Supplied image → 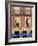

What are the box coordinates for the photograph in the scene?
[11,6,32,38]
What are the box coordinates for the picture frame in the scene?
[5,1,37,45]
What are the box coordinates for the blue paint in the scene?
[15,34,32,36]
[11,34,32,37]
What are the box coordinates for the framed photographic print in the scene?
[5,1,37,45]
